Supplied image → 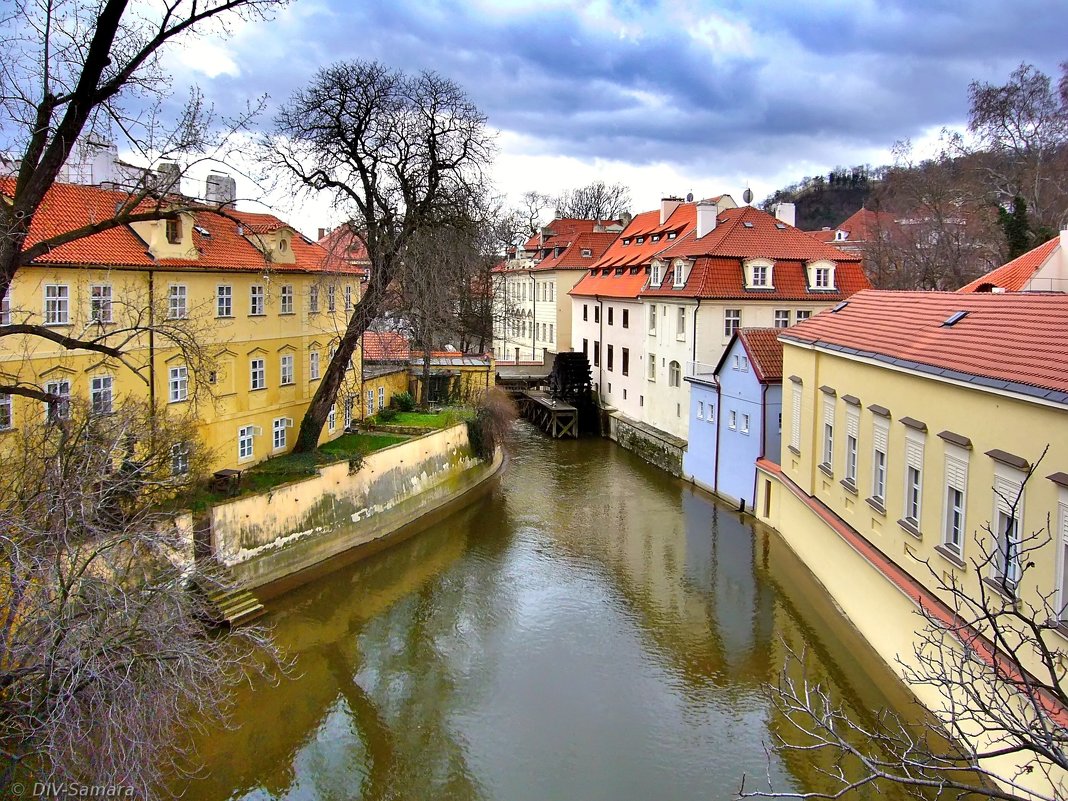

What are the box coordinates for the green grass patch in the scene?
[171,432,410,512]
[373,408,475,428]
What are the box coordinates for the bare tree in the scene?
[0,0,281,402]
[0,400,283,797]
[742,452,1068,801]
[553,180,631,220]
[967,62,1068,234]
[268,60,493,451]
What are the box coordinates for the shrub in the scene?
[392,391,415,412]
[377,407,398,422]
[466,387,517,461]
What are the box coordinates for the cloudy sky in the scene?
[163,0,1067,236]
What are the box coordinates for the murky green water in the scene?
[178,424,935,800]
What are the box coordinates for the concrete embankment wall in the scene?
[211,425,501,589]
[607,412,686,477]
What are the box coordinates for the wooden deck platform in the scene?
[519,390,578,439]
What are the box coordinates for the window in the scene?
[549,324,554,342]
[647,353,656,381]
[344,396,354,428]
[821,396,834,469]
[594,306,600,324]
[774,310,790,328]
[648,304,657,335]
[992,470,1025,589]
[728,410,737,430]
[845,409,859,485]
[677,307,686,339]
[903,432,925,527]
[250,358,265,390]
[91,375,113,415]
[378,386,385,409]
[168,366,188,403]
[750,263,771,287]
[872,419,889,503]
[217,285,233,317]
[344,285,353,311]
[310,285,320,313]
[1057,502,1068,621]
[273,418,289,451]
[724,309,740,338]
[740,356,749,372]
[673,261,686,287]
[593,340,600,367]
[168,285,187,319]
[606,344,614,371]
[622,309,629,328]
[166,217,182,244]
[90,284,113,323]
[0,289,8,325]
[583,304,588,322]
[367,388,376,415]
[280,354,294,385]
[582,338,588,357]
[238,425,255,461]
[280,285,294,314]
[741,413,750,434]
[814,268,832,288]
[171,442,190,475]
[44,284,69,325]
[669,360,681,387]
[650,262,663,286]
[621,347,629,376]
[796,310,812,322]
[310,350,320,380]
[328,285,336,312]
[790,384,802,452]
[582,248,592,257]
[327,405,336,432]
[698,401,704,420]
[250,285,265,316]
[45,380,70,421]
[608,307,614,326]
[0,393,10,430]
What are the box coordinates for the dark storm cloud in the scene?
[204,0,1068,173]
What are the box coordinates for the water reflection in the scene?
[177,424,935,801]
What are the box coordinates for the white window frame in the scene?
[676,306,686,340]
[250,284,265,316]
[724,309,741,338]
[992,465,1025,589]
[697,401,704,420]
[741,413,750,435]
[790,384,802,452]
[171,442,190,475]
[1055,493,1068,622]
[821,395,835,470]
[45,379,71,421]
[272,417,290,451]
[90,375,113,415]
[310,350,320,380]
[44,284,69,325]
[217,284,233,317]
[238,425,255,461]
[280,354,294,386]
[903,429,925,529]
[344,285,353,311]
[844,408,859,485]
[168,366,188,403]
[774,309,790,328]
[942,448,970,555]
[327,285,336,312]
[0,393,11,430]
[0,288,9,325]
[90,284,113,323]
[669,360,681,387]
[168,284,188,319]
[648,304,657,335]
[728,410,737,431]
[647,353,656,382]
[871,418,889,504]
[327,405,336,433]
[250,357,266,390]
[309,285,320,313]
[796,310,812,322]
[378,386,385,409]
[280,284,294,315]
[367,388,375,415]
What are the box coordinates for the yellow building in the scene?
[755,289,1068,793]
[0,181,365,473]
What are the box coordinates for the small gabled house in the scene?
[959,229,1068,293]
[685,328,783,509]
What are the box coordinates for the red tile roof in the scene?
[362,330,411,361]
[522,218,617,252]
[958,238,1059,293]
[736,328,784,383]
[570,204,696,298]
[781,289,1068,401]
[532,231,619,272]
[318,224,370,265]
[808,208,896,244]
[3,179,355,274]
[643,206,869,301]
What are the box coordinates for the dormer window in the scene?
[806,259,836,290]
[279,238,288,252]
[166,217,181,244]
[672,258,689,288]
[668,231,677,239]
[835,230,847,241]
[650,260,664,287]
[581,248,592,258]
[636,236,645,244]
[744,258,775,289]
[622,238,631,246]
[652,234,661,242]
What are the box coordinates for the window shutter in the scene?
[823,396,835,428]
[791,386,802,450]
[846,410,859,439]
[873,419,889,453]
[945,455,968,491]
[905,436,924,470]
[993,475,1022,517]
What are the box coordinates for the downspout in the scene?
[713,375,722,494]
[597,294,605,402]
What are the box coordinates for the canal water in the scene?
[179,423,936,800]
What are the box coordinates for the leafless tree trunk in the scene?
[268,60,493,450]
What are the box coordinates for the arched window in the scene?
[669,360,681,387]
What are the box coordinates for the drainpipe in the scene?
[597,294,605,401]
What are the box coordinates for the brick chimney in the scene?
[318,227,328,241]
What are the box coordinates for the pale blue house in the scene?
[683,328,783,511]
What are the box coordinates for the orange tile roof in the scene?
[3,179,353,274]
[532,231,619,271]
[362,330,411,361]
[958,238,1059,293]
[735,328,783,383]
[642,206,869,301]
[570,204,696,298]
[318,224,370,265]
[781,289,1068,401]
[522,218,616,252]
